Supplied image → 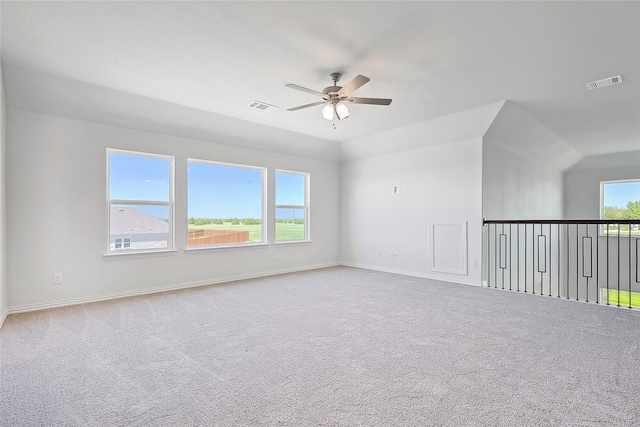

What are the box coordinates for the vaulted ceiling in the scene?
[1,1,638,161]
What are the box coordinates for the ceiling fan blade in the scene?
[347,97,392,105]
[338,75,370,96]
[285,83,328,99]
[287,101,328,111]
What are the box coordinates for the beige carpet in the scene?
[1,266,639,426]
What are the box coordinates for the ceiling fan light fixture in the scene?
[335,102,349,120]
[321,104,334,120]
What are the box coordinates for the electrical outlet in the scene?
[274,252,280,260]
[391,252,398,259]
[53,273,63,285]
[471,260,478,268]
[377,250,382,257]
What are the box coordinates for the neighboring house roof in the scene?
[110,206,169,235]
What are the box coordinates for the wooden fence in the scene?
[188,228,250,246]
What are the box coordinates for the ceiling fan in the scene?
[285,73,392,121]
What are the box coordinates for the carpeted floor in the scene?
[1,266,639,426]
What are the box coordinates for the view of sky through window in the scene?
[603,181,640,208]
[109,153,170,202]
[110,154,308,224]
[188,161,263,219]
[276,172,305,205]
[602,180,640,221]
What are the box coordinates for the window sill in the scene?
[274,240,312,245]
[185,242,269,253]
[103,249,177,260]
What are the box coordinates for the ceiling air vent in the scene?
[586,75,622,90]
[248,100,278,112]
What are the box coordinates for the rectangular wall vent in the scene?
[586,75,622,90]
[248,101,278,112]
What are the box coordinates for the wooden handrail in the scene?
[484,219,640,225]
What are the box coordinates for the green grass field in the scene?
[604,289,640,308]
[190,223,305,242]
[274,223,305,241]
[603,225,640,236]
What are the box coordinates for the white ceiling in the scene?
[1,1,639,160]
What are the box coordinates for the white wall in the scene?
[340,137,484,286]
[563,151,640,218]
[482,139,565,219]
[6,109,340,311]
[0,63,8,326]
[482,101,580,220]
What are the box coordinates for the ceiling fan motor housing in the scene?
[323,86,342,96]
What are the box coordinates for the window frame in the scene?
[106,149,175,255]
[186,158,267,250]
[275,169,310,243]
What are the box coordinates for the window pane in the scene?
[188,161,264,246]
[276,172,305,206]
[110,204,170,250]
[602,180,640,220]
[275,208,305,241]
[109,153,170,201]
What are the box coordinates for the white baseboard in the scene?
[0,308,7,330]
[339,262,481,287]
[6,262,340,316]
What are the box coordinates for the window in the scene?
[187,160,265,247]
[601,179,640,235]
[114,238,132,250]
[107,149,174,252]
[275,170,309,241]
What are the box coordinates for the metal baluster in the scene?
[532,223,535,294]
[524,224,528,293]
[500,224,506,289]
[618,225,621,307]
[548,224,551,297]
[495,222,498,289]
[576,224,580,301]
[636,238,640,286]
[628,225,632,309]
[557,224,561,298]
[517,224,520,292]
[583,229,592,303]
[565,224,571,299]
[606,223,610,305]
[486,223,491,289]
[509,224,513,291]
[596,222,599,304]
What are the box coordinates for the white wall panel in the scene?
[430,221,467,275]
